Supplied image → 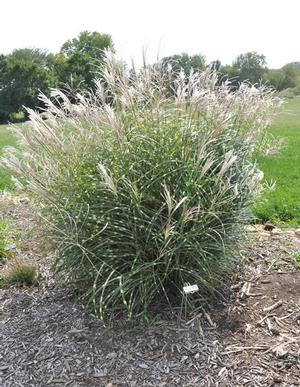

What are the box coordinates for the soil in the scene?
[0,194,299,386]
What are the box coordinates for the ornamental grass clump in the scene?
[2,51,279,320]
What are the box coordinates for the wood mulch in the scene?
[0,194,299,386]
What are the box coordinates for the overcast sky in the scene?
[1,0,299,68]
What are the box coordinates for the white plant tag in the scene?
[183,284,199,294]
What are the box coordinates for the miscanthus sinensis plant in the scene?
[2,52,279,320]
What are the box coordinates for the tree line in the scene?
[0,30,299,123]
[0,31,113,123]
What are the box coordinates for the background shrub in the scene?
[2,52,279,320]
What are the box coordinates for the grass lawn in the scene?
[0,124,17,191]
[253,96,300,226]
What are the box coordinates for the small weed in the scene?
[5,265,37,287]
[273,259,282,270]
[293,252,300,269]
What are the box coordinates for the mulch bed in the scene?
[0,195,299,386]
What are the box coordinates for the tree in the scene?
[209,60,221,71]
[281,64,298,89]
[218,64,239,88]
[162,52,205,75]
[0,48,57,123]
[264,67,297,91]
[233,51,267,84]
[59,31,114,90]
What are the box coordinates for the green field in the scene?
[0,125,17,190]
[253,96,300,225]
[0,97,300,225]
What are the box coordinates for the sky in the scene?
[1,0,299,69]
